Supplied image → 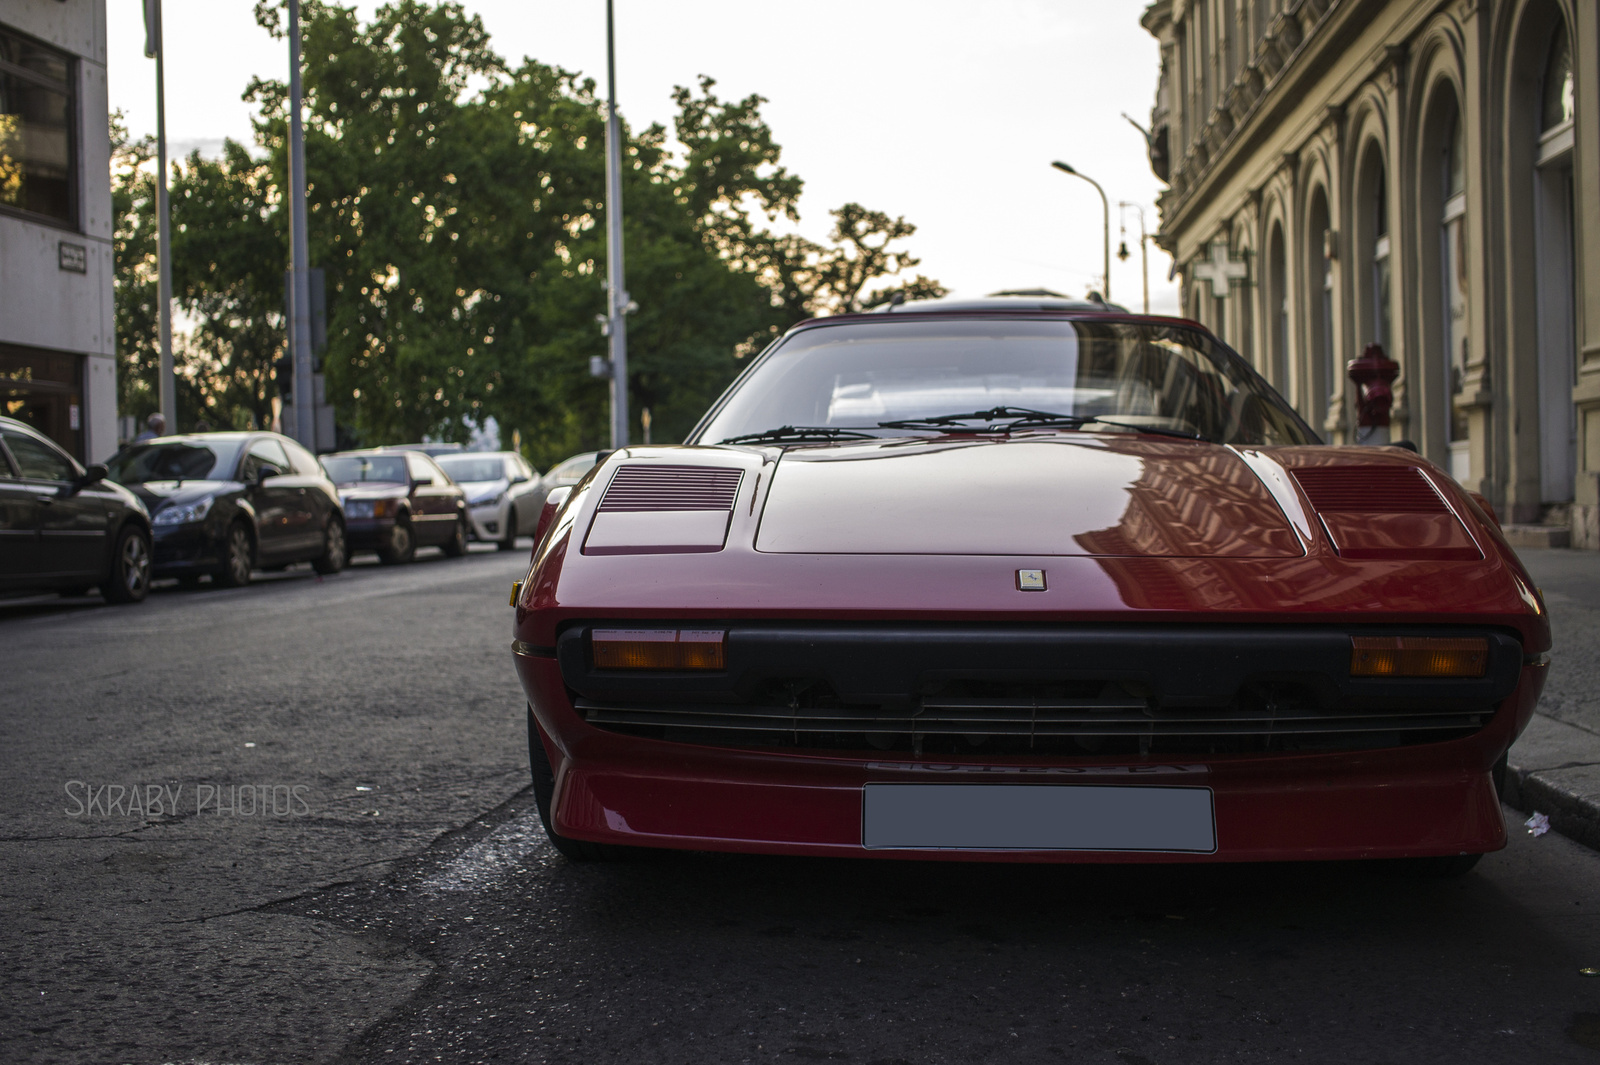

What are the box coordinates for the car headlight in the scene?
[473,491,505,508]
[344,499,374,518]
[152,496,214,526]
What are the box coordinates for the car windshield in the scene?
[107,440,244,484]
[435,456,505,482]
[693,318,1317,447]
[321,455,409,484]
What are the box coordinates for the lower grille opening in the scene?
[575,676,1490,756]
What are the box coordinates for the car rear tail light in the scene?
[1349,636,1488,678]
[592,629,726,670]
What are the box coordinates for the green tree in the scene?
[116,0,944,463]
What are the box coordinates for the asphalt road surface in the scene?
[3,545,1600,1064]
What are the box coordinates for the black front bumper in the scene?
[151,524,222,576]
[553,623,1527,758]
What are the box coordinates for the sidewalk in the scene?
[1504,547,1600,848]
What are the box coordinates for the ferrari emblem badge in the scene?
[1016,569,1046,591]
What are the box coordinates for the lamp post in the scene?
[286,0,315,451]
[1051,161,1109,302]
[142,0,175,431]
[603,0,630,449]
[1118,202,1150,314]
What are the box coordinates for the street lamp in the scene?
[602,0,630,449]
[1051,161,1109,302]
[1118,202,1150,314]
[141,0,176,431]
[286,0,315,451]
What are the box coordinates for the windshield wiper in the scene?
[1009,414,1208,441]
[877,406,1076,430]
[718,426,878,445]
[877,407,1208,442]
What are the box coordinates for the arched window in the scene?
[1355,146,1392,351]
[1533,17,1576,501]
[1306,187,1334,423]
[1439,102,1469,479]
[1235,237,1254,365]
[1268,221,1288,396]
[1542,23,1574,131]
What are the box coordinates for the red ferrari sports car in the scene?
[511,297,1549,874]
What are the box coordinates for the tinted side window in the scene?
[3,430,75,481]
[242,438,291,481]
[405,453,437,485]
[282,438,323,477]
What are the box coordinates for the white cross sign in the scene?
[1193,240,1249,300]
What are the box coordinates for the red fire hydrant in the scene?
[1347,342,1399,444]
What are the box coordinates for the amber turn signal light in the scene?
[592,629,726,670]
[1350,636,1488,678]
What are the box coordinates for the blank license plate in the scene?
[862,783,1216,852]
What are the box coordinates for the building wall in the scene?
[0,0,115,463]
[1143,0,1599,543]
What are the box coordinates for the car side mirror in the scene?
[256,465,276,485]
[79,463,107,487]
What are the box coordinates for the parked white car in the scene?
[433,451,546,550]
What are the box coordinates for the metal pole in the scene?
[604,0,629,449]
[1120,202,1151,314]
[1051,161,1110,301]
[287,0,315,450]
[1140,218,1149,315]
[152,0,175,431]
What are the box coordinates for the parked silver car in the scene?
[433,451,546,550]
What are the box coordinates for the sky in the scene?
[106,0,1177,313]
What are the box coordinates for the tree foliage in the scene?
[113,1,944,465]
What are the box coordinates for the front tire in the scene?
[213,522,254,588]
[101,525,151,604]
[497,509,518,551]
[376,518,415,565]
[528,707,635,862]
[312,518,347,574]
[442,514,468,557]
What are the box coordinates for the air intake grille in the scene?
[575,691,1489,757]
[598,465,744,512]
[1292,467,1447,513]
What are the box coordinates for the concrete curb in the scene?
[1503,712,1600,852]
[1503,763,1600,852]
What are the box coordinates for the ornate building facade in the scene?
[1142,0,1599,545]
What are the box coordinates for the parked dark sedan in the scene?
[0,415,152,603]
[320,449,469,564]
[106,432,346,587]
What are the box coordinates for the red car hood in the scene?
[755,435,1303,558]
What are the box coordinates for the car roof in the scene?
[790,295,1204,333]
[132,432,254,443]
[878,293,1130,314]
[323,447,424,457]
